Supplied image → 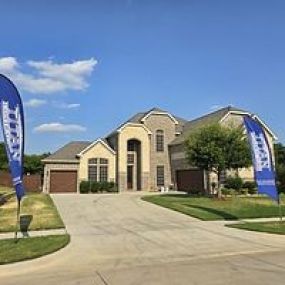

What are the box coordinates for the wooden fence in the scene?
[0,171,42,192]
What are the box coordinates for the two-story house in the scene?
[42,106,277,193]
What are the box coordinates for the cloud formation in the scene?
[0,57,97,94]
[34,122,86,133]
[53,101,81,109]
[25,98,47,107]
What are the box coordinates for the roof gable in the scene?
[106,107,187,139]
[77,139,116,156]
[169,106,276,146]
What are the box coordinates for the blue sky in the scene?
[0,0,284,153]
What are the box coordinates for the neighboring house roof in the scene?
[169,106,276,146]
[42,141,91,162]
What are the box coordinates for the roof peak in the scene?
[188,105,247,123]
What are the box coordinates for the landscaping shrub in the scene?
[224,176,243,191]
[80,181,118,193]
[80,181,90,194]
[239,188,248,195]
[243,181,257,194]
[189,188,202,195]
[106,182,118,192]
[90,182,100,193]
[221,188,236,196]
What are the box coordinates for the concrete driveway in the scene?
[1,193,285,284]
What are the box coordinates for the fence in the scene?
[0,171,42,192]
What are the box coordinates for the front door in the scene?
[127,165,133,189]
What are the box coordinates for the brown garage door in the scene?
[176,169,204,193]
[50,170,77,193]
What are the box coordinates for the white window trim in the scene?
[140,111,179,125]
[77,139,116,157]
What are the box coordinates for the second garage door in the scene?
[176,169,205,193]
[50,170,78,193]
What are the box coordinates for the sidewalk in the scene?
[241,217,284,223]
[0,228,67,240]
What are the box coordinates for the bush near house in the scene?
[224,176,243,191]
[79,181,118,194]
[223,178,258,195]
[243,181,257,194]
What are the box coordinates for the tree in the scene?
[0,142,8,170]
[185,124,252,198]
[24,153,50,174]
[0,142,49,174]
[274,143,285,193]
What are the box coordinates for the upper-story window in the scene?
[156,130,164,152]
[88,158,108,182]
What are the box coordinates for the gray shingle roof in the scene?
[127,107,188,125]
[170,106,248,146]
[107,107,187,138]
[43,141,92,162]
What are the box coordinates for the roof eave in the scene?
[220,110,278,140]
[42,159,79,164]
[77,139,116,157]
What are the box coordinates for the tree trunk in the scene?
[217,171,222,199]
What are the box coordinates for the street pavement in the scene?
[0,192,285,285]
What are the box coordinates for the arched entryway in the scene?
[127,139,142,191]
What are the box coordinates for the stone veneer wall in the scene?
[143,114,177,190]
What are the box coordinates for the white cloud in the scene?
[53,101,80,109]
[33,122,86,133]
[25,98,47,108]
[65,103,80,109]
[0,56,97,94]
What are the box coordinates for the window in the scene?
[88,158,98,182]
[157,165,165,186]
[88,158,108,182]
[100,166,108,182]
[156,130,164,152]
[88,165,97,182]
[127,153,135,164]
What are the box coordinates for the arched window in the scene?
[156,130,164,152]
[88,158,108,182]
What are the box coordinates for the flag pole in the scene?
[14,199,21,241]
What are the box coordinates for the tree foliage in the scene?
[0,143,8,170]
[274,143,285,193]
[0,142,49,174]
[185,124,252,197]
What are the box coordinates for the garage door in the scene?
[50,170,77,193]
[176,169,204,193]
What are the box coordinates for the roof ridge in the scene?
[186,106,231,124]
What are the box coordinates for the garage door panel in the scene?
[50,171,77,193]
[176,170,204,193]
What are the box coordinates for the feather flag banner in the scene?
[0,74,25,201]
[244,115,278,201]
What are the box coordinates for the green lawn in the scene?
[0,193,65,232]
[0,186,14,195]
[0,234,70,265]
[227,221,285,235]
[142,194,285,220]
